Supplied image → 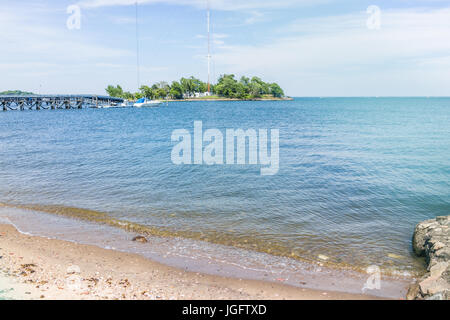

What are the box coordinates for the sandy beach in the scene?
[0,223,383,300]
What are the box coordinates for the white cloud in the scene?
[110,16,138,24]
[212,33,229,39]
[0,4,134,93]
[196,33,229,39]
[2,1,449,96]
[78,0,327,11]
[244,11,265,25]
[0,6,132,62]
[195,33,229,48]
[212,7,450,96]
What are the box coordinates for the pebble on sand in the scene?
[387,253,405,260]
[318,254,329,261]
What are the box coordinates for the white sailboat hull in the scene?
[134,100,163,108]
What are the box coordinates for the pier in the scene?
[0,95,124,111]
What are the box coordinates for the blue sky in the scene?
[1,0,450,96]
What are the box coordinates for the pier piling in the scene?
[0,95,124,111]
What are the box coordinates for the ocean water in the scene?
[0,98,448,278]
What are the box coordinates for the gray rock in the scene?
[426,292,448,300]
[408,215,450,300]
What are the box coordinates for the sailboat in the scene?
[133,1,162,108]
[134,98,162,108]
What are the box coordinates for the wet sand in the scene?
[0,224,383,300]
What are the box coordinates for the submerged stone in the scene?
[132,236,148,243]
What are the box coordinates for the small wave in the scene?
[0,201,422,278]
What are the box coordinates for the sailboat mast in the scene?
[207,0,211,94]
[135,1,141,90]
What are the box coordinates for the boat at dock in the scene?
[133,98,162,108]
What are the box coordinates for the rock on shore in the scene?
[407,216,450,300]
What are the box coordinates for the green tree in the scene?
[190,77,204,93]
[155,88,168,99]
[248,82,263,98]
[0,90,34,96]
[139,85,155,99]
[157,81,170,90]
[123,91,135,100]
[209,84,216,94]
[180,77,194,96]
[250,77,270,97]
[199,82,208,93]
[215,74,240,98]
[148,82,170,99]
[169,81,184,99]
[240,76,250,87]
[104,75,285,101]
[105,85,124,98]
[235,83,250,99]
[269,83,284,98]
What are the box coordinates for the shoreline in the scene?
[164,97,294,102]
[0,205,413,299]
[0,223,384,300]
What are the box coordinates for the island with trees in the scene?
[0,90,35,96]
[106,75,291,101]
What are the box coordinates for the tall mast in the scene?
[135,1,141,90]
[207,0,211,94]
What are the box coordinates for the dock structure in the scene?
[0,95,124,111]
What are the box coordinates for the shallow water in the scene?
[0,207,411,298]
[0,98,448,277]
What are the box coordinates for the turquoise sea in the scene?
[0,97,448,281]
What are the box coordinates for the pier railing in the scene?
[0,95,124,111]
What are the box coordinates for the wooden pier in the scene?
[0,95,124,111]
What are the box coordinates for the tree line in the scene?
[106,75,285,100]
[0,90,34,96]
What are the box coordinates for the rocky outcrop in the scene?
[407,216,450,300]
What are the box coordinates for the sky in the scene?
[1,0,450,96]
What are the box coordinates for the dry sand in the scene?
[0,224,382,300]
